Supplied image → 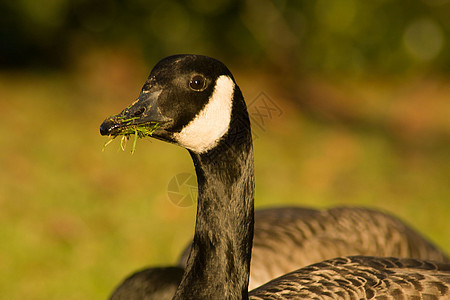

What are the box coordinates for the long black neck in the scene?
[173,92,255,300]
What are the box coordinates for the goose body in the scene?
[110,267,183,300]
[111,207,449,300]
[101,54,450,299]
[181,206,449,290]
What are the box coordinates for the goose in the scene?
[101,54,450,299]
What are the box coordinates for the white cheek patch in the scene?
[174,75,234,153]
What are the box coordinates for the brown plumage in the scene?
[248,206,449,289]
[249,256,450,299]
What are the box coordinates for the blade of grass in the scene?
[131,128,138,155]
[120,135,128,151]
[102,135,116,152]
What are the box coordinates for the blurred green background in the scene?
[1,0,449,299]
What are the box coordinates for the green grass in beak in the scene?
[102,122,159,154]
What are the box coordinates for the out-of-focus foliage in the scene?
[1,0,449,74]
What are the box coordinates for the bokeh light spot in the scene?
[403,18,444,62]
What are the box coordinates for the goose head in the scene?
[100,54,249,154]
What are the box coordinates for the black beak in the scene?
[100,89,170,136]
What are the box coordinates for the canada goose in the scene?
[101,54,450,299]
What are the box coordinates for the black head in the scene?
[100,54,247,154]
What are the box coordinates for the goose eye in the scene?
[189,75,206,91]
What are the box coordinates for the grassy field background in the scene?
[0,50,449,299]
